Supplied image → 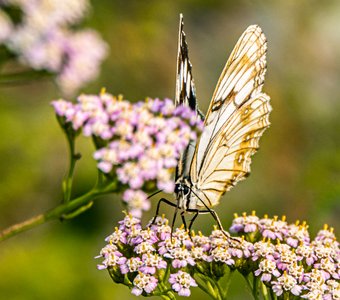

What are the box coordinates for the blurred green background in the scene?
[0,0,339,299]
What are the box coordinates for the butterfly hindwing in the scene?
[192,93,271,207]
[189,25,271,208]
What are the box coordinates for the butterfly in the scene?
[153,14,271,232]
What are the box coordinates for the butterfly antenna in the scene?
[147,190,162,199]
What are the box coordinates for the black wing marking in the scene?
[175,13,198,112]
[175,14,202,181]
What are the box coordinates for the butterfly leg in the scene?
[170,201,180,241]
[187,207,232,239]
[188,211,199,233]
[209,209,242,242]
[209,209,228,234]
[150,198,176,226]
[180,211,188,232]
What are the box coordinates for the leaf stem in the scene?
[252,276,260,300]
[221,269,234,300]
[62,129,79,203]
[196,278,216,299]
[0,181,118,242]
[261,281,270,300]
[244,274,257,300]
[0,69,53,86]
[196,273,222,300]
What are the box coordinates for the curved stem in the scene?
[252,276,260,300]
[157,282,176,300]
[244,274,258,300]
[196,273,222,300]
[160,293,176,300]
[220,269,234,300]
[261,281,269,300]
[0,213,46,242]
[0,181,118,242]
[0,69,53,86]
[196,279,216,299]
[269,287,277,300]
[62,130,79,203]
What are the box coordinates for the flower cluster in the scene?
[0,0,108,95]
[52,92,203,217]
[97,212,339,299]
[232,211,339,299]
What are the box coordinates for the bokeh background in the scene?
[0,0,340,299]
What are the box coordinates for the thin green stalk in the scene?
[0,181,119,242]
[269,287,277,300]
[216,282,225,300]
[244,275,259,300]
[244,274,252,291]
[62,131,79,203]
[221,269,235,300]
[253,276,260,300]
[157,282,176,300]
[160,293,176,300]
[0,69,53,86]
[261,282,269,300]
[196,273,222,300]
[196,279,216,299]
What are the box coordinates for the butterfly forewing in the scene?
[175,14,200,181]
[189,25,271,208]
[175,14,197,111]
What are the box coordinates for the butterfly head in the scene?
[175,182,190,197]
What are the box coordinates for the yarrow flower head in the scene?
[169,271,197,297]
[0,0,108,94]
[52,92,203,217]
[97,212,339,299]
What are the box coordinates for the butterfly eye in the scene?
[175,184,180,194]
[175,184,190,196]
[183,185,190,196]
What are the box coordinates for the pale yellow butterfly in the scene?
[154,14,271,232]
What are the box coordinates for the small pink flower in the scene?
[169,271,197,297]
[131,273,158,296]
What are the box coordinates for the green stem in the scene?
[261,282,269,300]
[0,69,53,86]
[196,273,222,300]
[62,131,79,203]
[196,279,216,299]
[160,293,176,300]
[221,269,234,300]
[157,282,176,300]
[244,275,258,300]
[269,287,277,300]
[0,181,119,242]
[216,281,225,300]
[252,276,260,300]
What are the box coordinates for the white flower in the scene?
[272,272,302,296]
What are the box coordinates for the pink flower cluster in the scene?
[231,211,339,298]
[52,92,203,217]
[0,0,108,95]
[97,212,339,299]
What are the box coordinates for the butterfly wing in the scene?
[189,25,271,208]
[175,14,201,181]
[175,14,198,111]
